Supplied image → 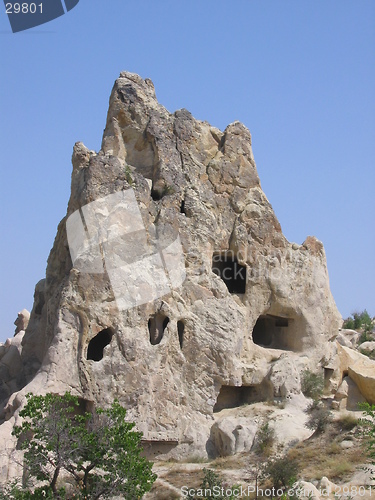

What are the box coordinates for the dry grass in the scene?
[335,414,359,431]
[287,425,364,481]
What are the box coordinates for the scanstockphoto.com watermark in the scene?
[181,484,374,498]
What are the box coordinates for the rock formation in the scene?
[13,309,30,336]
[1,72,345,482]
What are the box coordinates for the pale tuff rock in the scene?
[0,311,29,414]
[359,341,375,353]
[1,72,343,479]
[334,375,366,410]
[336,328,360,348]
[336,343,375,404]
[210,416,257,456]
[13,309,29,335]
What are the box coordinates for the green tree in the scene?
[5,392,156,499]
[343,310,373,337]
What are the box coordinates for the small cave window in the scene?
[87,328,114,362]
[148,313,169,345]
[177,320,185,349]
[212,252,246,294]
[180,199,186,214]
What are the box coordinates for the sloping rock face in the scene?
[0,72,341,477]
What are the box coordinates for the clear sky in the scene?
[0,1,374,342]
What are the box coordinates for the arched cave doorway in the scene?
[87,328,114,362]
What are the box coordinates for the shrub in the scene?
[305,400,332,433]
[255,422,275,456]
[301,369,324,400]
[336,414,358,431]
[124,164,134,185]
[262,456,299,489]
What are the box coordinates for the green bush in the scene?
[262,457,299,489]
[124,164,134,185]
[305,400,332,433]
[255,422,275,456]
[336,414,358,431]
[301,369,324,400]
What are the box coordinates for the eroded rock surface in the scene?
[0,72,343,481]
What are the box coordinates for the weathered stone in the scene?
[359,341,375,353]
[0,72,342,481]
[268,355,301,398]
[210,416,257,456]
[337,344,375,404]
[336,328,360,347]
[13,309,29,335]
[334,375,366,410]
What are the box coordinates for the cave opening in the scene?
[149,313,169,345]
[212,252,246,294]
[252,314,300,351]
[213,384,270,413]
[87,328,114,362]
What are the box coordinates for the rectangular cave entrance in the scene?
[213,384,269,413]
[212,252,247,294]
[252,314,301,351]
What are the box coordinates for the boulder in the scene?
[359,341,375,354]
[337,344,375,404]
[268,355,301,398]
[334,375,366,410]
[210,416,257,456]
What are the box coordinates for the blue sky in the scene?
[0,1,374,342]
